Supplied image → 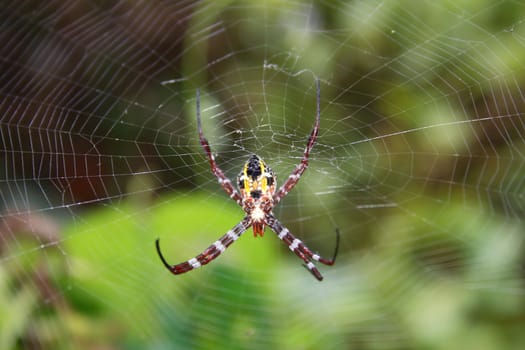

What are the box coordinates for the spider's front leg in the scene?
[196,89,243,206]
[266,214,339,281]
[156,216,251,275]
[274,78,321,204]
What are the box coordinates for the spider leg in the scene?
[156,216,251,275]
[274,78,321,204]
[266,214,339,281]
[196,89,243,206]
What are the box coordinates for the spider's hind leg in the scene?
[155,216,251,275]
[266,214,338,281]
[301,261,325,281]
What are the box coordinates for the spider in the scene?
[155,79,339,281]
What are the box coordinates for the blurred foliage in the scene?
[68,194,283,349]
[2,193,524,349]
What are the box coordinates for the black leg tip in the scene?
[155,238,173,270]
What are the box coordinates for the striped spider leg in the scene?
[195,88,243,207]
[266,214,339,281]
[156,217,251,274]
[155,79,340,281]
[273,78,320,205]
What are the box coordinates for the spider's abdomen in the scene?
[238,154,276,237]
[238,154,276,198]
[246,154,263,179]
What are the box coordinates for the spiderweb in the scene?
[1,1,524,349]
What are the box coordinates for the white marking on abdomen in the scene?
[251,206,265,221]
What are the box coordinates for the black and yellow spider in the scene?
[156,79,339,281]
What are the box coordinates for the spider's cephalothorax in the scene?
[238,154,276,237]
[155,79,340,281]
